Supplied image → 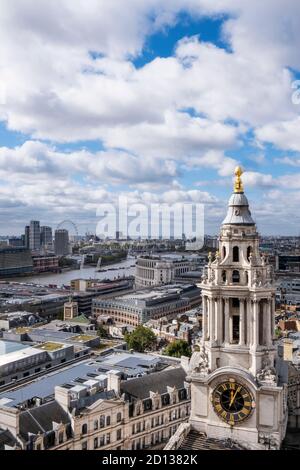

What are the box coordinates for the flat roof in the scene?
[0,352,168,408]
[0,344,44,368]
[0,340,29,355]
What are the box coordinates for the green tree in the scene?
[164,340,192,358]
[124,325,156,353]
[97,325,108,338]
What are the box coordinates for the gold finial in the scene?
[234,166,244,193]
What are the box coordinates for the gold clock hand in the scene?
[229,388,239,408]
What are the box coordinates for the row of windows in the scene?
[82,429,121,450]
[131,425,179,450]
[81,413,122,435]
[222,245,252,262]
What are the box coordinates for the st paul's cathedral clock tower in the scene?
[187,167,288,449]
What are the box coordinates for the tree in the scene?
[164,340,192,358]
[124,325,156,353]
[97,325,108,338]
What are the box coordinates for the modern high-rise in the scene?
[29,221,41,252]
[24,225,30,249]
[40,226,53,250]
[54,229,69,256]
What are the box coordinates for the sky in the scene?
[0,0,300,236]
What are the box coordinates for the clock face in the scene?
[212,380,254,426]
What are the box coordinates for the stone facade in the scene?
[0,368,190,451]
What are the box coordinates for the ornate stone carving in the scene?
[256,356,277,386]
[189,343,210,376]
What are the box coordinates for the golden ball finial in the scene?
[234,166,244,193]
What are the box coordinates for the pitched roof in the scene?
[19,401,71,441]
[120,367,186,400]
[0,428,19,450]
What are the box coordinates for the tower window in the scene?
[222,246,226,259]
[232,316,240,342]
[247,246,252,261]
[233,246,239,262]
[222,270,226,282]
[232,270,240,283]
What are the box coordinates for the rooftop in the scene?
[121,366,186,399]
[38,342,65,352]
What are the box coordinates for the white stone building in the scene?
[135,254,198,288]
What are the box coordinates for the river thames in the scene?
[10,257,136,286]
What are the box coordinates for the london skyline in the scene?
[0,1,300,236]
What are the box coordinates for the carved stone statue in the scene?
[189,343,210,376]
[256,356,277,385]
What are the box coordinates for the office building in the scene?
[54,230,69,256]
[24,226,30,249]
[0,248,33,277]
[0,353,190,450]
[40,226,53,251]
[29,221,41,252]
[92,284,201,326]
[135,254,200,289]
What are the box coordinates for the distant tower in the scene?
[187,167,288,449]
[29,221,40,251]
[24,226,30,249]
[54,229,69,256]
[40,226,53,251]
[64,298,79,320]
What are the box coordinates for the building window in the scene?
[58,432,64,444]
[106,434,111,445]
[233,246,239,262]
[82,442,88,451]
[117,413,122,423]
[232,315,240,342]
[222,246,226,259]
[106,416,111,426]
[94,420,98,431]
[100,436,105,447]
[81,424,87,435]
[117,429,122,441]
[247,246,252,261]
[232,270,240,283]
[222,270,226,283]
[100,415,105,428]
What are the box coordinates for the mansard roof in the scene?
[120,367,187,400]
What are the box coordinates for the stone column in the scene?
[239,298,245,346]
[202,296,208,341]
[216,297,223,344]
[264,298,272,346]
[247,299,252,346]
[209,297,215,343]
[271,296,276,340]
[252,300,259,349]
[224,298,230,345]
[229,315,233,344]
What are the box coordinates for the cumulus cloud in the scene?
[0,1,300,232]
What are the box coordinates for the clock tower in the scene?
[188,167,288,449]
